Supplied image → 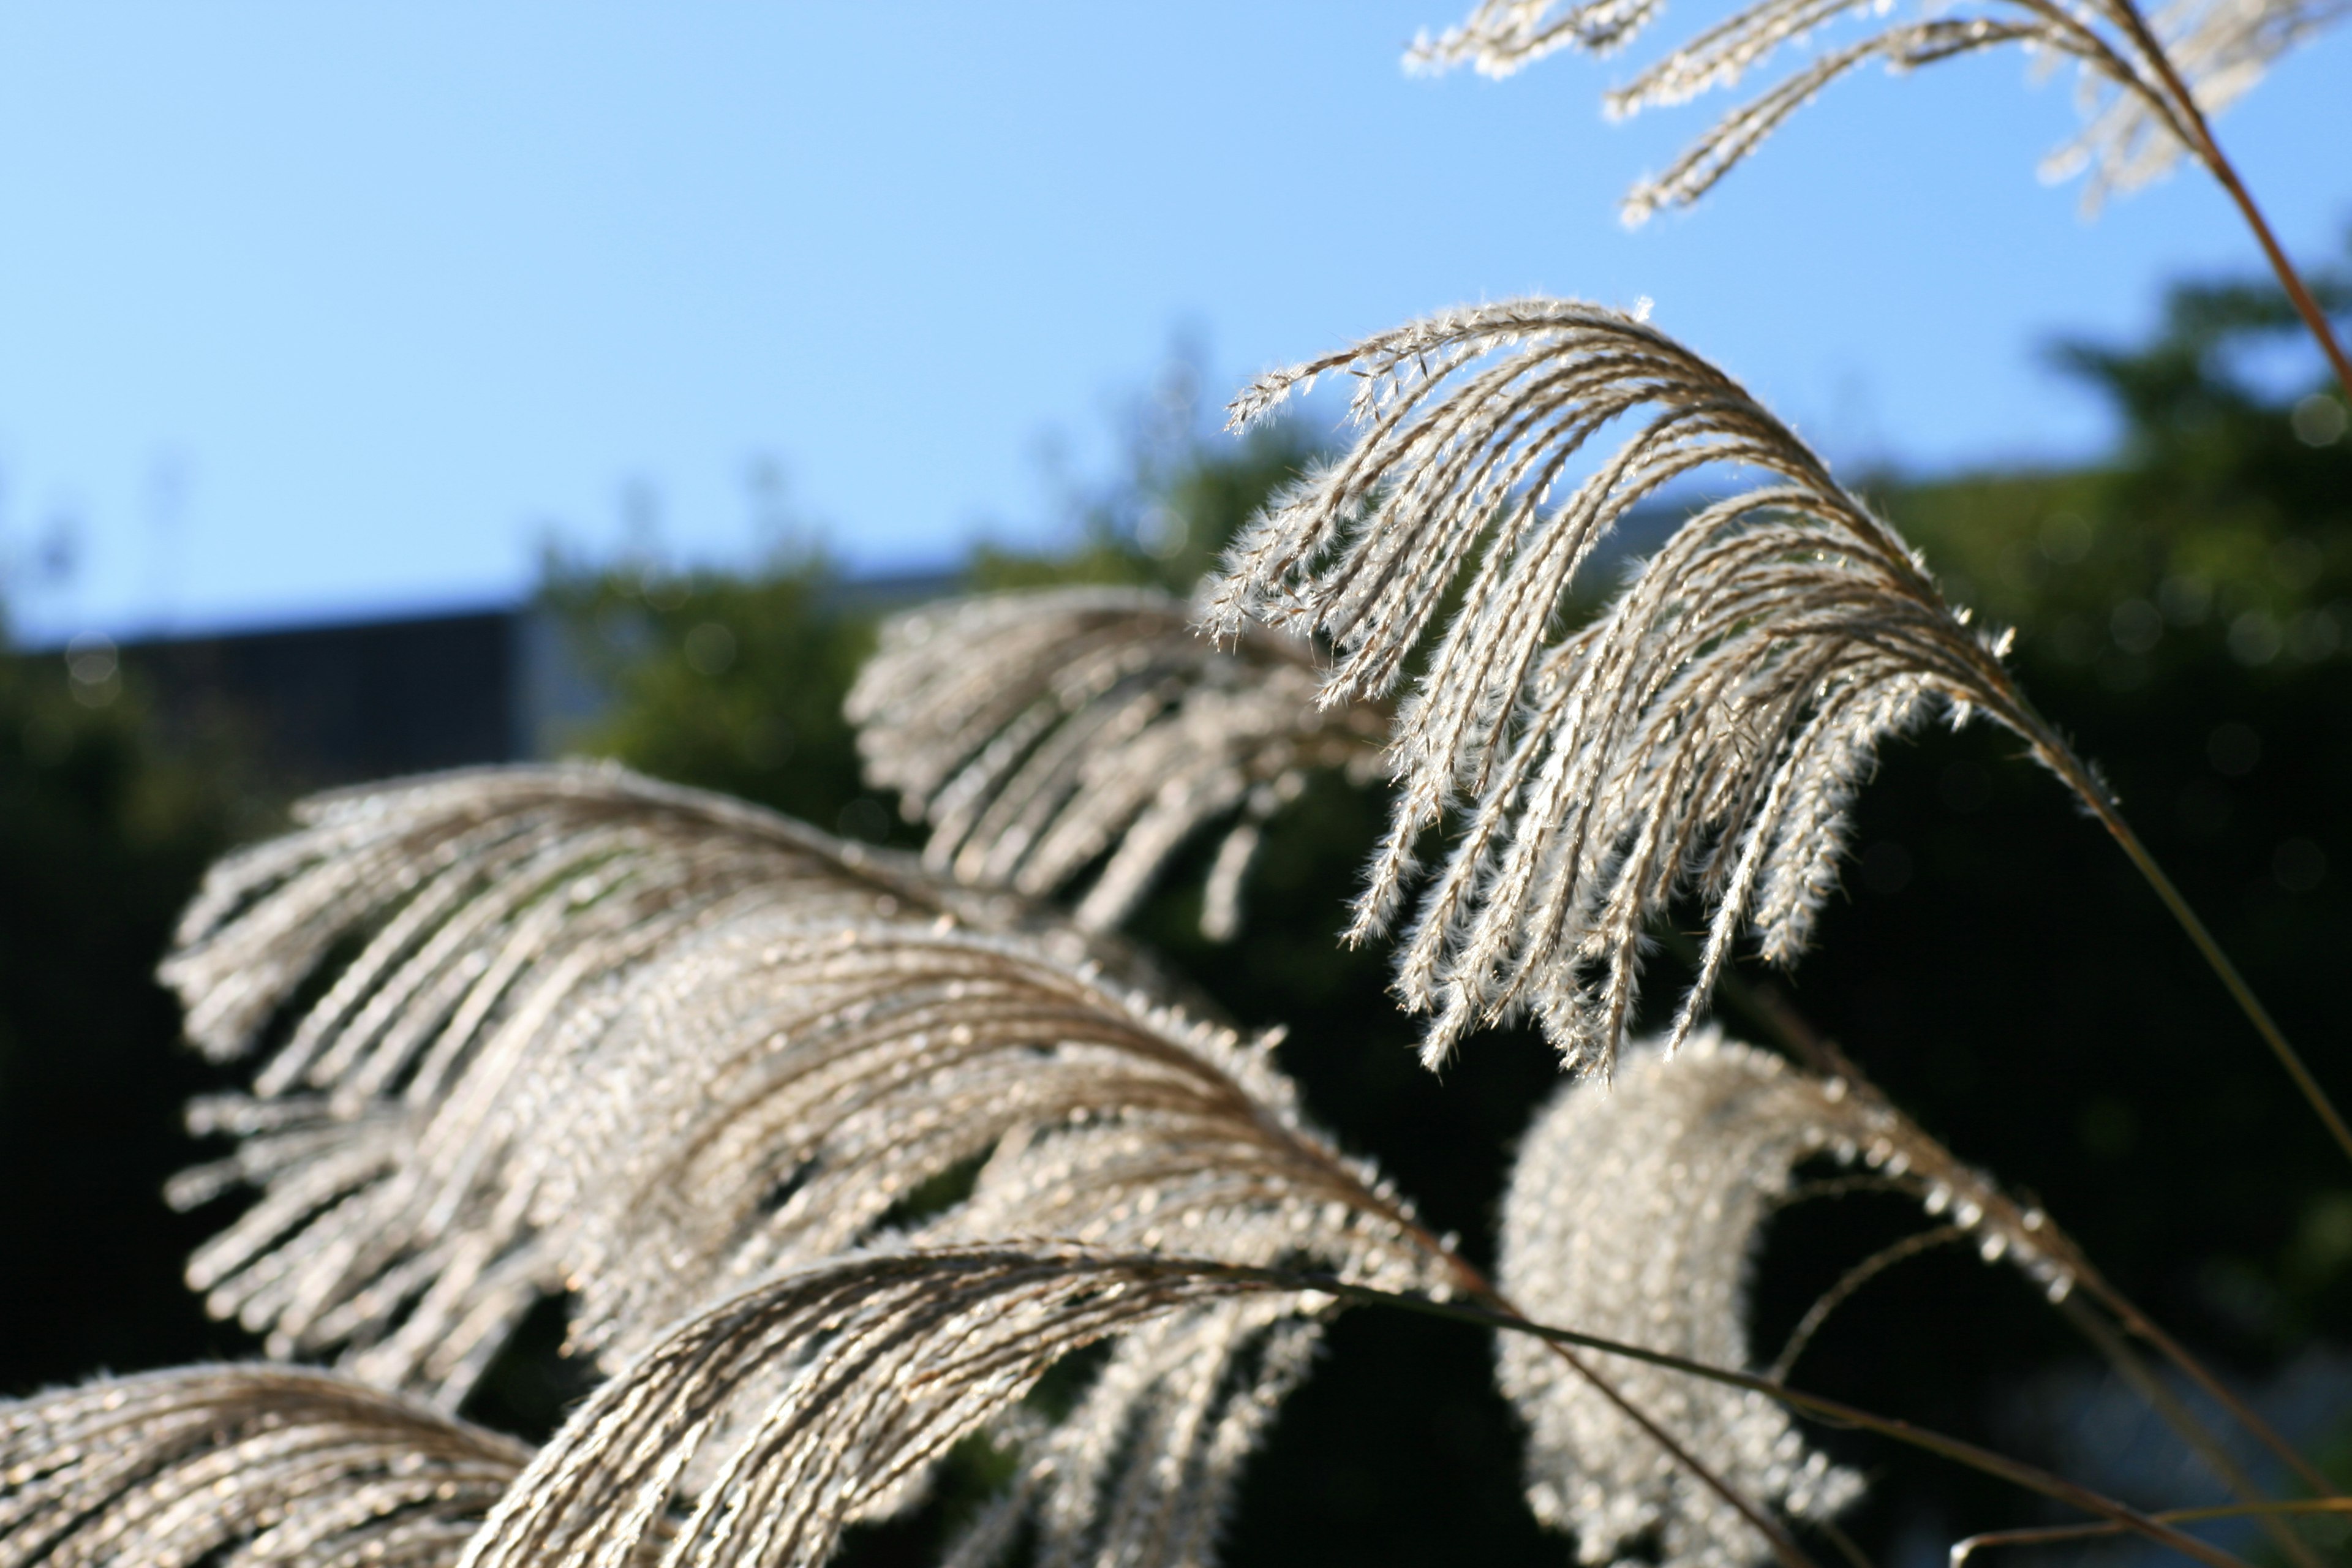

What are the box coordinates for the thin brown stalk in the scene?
[1933,650,2337,1156]
[1238,1266,2263,1568]
[1950,1498,2352,1567]
[2090,786,2351,1166]
[1699,953,2340,1502]
[1444,1245,1834,1568]
[1767,1224,1970,1384]
[2058,1297,2328,1568]
[2104,0,2352,401]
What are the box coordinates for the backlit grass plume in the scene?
[1208,298,2071,1071]
[159,761,1118,1403]
[1409,0,2350,217]
[159,762,1445,1351]
[457,1246,1331,1568]
[153,762,1484,1565]
[1497,1032,2068,1568]
[848,586,1384,938]
[0,1365,527,1568]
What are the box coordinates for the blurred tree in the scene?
[1890,244,2352,684]
[536,541,889,842]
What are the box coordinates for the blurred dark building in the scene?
[121,608,540,791]
[82,568,958,794]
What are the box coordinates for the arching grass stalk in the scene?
[2021,723,2352,1166]
[1951,1499,2352,1566]
[2100,0,2352,402]
[1214,1263,2261,1568]
[1432,1242,1836,1568]
[1411,0,2352,399]
[2054,1297,2329,1568]
[1700,954,2340,1545]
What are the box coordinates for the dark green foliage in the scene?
[967,400,1321,598]
[0,652,258,1389]
[1891,246,2352,682]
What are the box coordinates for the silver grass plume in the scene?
[0,1365,528,1568]
[848,585,1384,939]
[1209,299,2060,1072]
[524,914,1447,1562]
[1496,1032,2070,1568]
[160,761,1455,1564]
[454,1246,1332,1568]
[160,761,1125,1403]
[1408,0,2347,214]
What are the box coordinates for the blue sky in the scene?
[1,2,2345,643]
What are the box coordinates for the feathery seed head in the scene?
[848,586,1383,938]
[156,763,1455,1565]
[0,1365,527,1568]
[1211,301,2041,1072]
[1499,1034,2071,1568]
[1414,0,2343,215]
[454,1246,1337,1568]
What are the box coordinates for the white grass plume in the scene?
[154,763,1937,1567]
[1210,300,2061,1072]
[1410,0,2346,215]
[1497,1032,2070,1568]
[160,762,1459,1564]
[453,1246,1350,1568]
[160,761,1117,1404]
[848,585,1384,939]
[0,1365,528,1568]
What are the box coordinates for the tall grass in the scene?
[4,8,2347,1567]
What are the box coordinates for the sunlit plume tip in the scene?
[1210,298,2039,1072]
[1498,1033,2072,1568]
[1411,0,2345,215]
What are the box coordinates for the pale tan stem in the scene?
[2108,0,2352,401]
[1698,955,2337,1501]
[1951,1498,2352,1567]
[2025,725,2352,1167]
[1768,1225,1970,1384]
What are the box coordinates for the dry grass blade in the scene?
[1496,1032,2070,1568]
[452,1245,1327,1568]
[1211,300,2042,1072]
[0,1364,528,1568]
[1409,0,2348,217]
[848,585,1385,938]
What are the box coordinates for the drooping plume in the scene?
[1409,0,2346,214]
[160,762,1453,1565]
[849,585,1384,938]
[455,1246,1325,1568]
[160,761,1095,1403]
[1496,1033,2069,1568]
[1210,300,2059,1071]
[0,1365,527,1568]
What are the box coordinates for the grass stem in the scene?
[2051,742,2352,1168]
[1694,949,2338,1503]
[1238,1265,2261,1568]
[2109,0,2352,402]
[1951,1498,2352,1567]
